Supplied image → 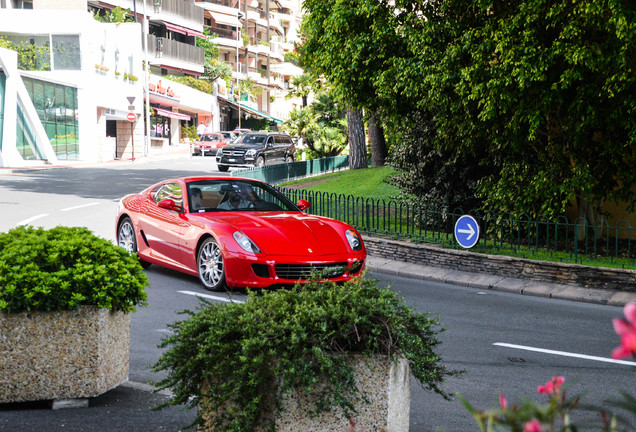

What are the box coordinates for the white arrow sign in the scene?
[457,225,475,240]
[454,215,480,249]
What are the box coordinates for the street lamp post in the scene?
[237,6,242,129]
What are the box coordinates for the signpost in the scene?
[127,97,137,161]
[454,215,480,249]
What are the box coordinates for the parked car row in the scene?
[191,129,297,173]
[215,131,296,172]
[191,131,238,156]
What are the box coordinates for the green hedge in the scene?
[153,276,458,431]
[0,226,148,313]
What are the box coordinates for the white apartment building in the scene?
[0,0,304,168]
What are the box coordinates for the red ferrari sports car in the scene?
[115,177,366,291]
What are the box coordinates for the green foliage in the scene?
[181,124,198,141]
[285,72,320,107]
[0,226,148,313]
[153,277,456,431]
[300,0,402,110]
[386,109,491,211]
[284,50,301,67]
[300,0,636,220]
[282,88,348,158]
[389,0,636,219]
[0,36,50,71]
[92,6,133,23]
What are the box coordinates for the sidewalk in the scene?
[0,142,191,175]
[366,256,636,307]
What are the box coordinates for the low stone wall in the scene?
[201,355,410,432]
[0,306,130,403]
[364,236,636,292]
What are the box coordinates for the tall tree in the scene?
[347,107,367,170]
[300,0,403,168]
[389,0,636,219]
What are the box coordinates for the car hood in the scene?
[221,143,262,151]
[194,212,351,256]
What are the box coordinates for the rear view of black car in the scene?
[215,132,296,172]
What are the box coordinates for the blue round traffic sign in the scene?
[454,215,480,249]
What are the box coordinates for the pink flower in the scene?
[524,419,542,432]
[537,376,565,395]
[611,303,636,360]
[499,392,508,409]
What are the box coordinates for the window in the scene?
[22,77,79,160]
[52,35,81,70]
[155,182,183,209]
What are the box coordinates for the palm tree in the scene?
[285,73,318,107]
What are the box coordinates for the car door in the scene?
[276,135,292,162]
[263,135,276,164]
[138,181,188,266]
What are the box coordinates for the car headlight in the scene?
[245,149,256,158]
[233,231,261,254]
[345,229,362,251]
[217,148,223,157]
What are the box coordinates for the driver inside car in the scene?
[218,185,255,210]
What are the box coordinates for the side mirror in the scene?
[297,199,311,211]
[158,198,182,212]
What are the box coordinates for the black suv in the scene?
[215,132,296,172]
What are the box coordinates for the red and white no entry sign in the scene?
[127,112,136,122]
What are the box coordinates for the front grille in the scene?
[231,150,246,156]
[275,263,348,280]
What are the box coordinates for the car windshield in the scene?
[236,134,266,145]
[186,179,298,213]
[201,135,219,141]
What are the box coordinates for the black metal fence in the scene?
[278,188,636,268]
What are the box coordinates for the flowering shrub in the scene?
[611,303,636,360]
[461,303,636,432]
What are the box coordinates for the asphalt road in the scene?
[1,155,634,431]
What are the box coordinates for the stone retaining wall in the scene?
[364,236,636,292]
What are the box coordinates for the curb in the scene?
[366,256,636,307]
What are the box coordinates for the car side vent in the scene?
[140,230,150,247]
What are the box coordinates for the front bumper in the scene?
[223,250,366,288]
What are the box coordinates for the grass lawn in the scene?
[280,166,401,201]
[278,164,635,269]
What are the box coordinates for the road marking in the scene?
[178,290,244,303]
[17,214,49,226]
[61,202,100,211]
[494,342,636,366]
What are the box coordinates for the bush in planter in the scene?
[0,225,148,313]
[152,275,460,431]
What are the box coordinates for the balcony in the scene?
[110,0,204,24]
[147,34,204,71]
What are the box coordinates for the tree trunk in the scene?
[368,111,387,167]
[347,107,367,170]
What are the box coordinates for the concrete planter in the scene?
[202,354,410,432]
[0,306,130,404]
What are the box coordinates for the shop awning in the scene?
[209,11,242,28]
[220,97,282,124]
[154,107,191,121]
[165,23,206,38]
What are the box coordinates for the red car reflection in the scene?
[191,133,228,156]
[116,177,366,291]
